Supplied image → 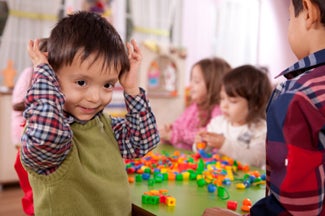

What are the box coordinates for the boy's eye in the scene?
[77,80,86,86]
[104,83,114,89]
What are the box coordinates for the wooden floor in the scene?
[0,183,26,216]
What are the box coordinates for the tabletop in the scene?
[129,144,266,216]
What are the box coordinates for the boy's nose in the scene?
[86,88,100,102]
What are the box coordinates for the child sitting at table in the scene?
[159,57,231,150]
[194,65,272,169]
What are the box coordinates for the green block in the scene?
[148,179,155,186]
[144,168,151,173]
[142,195,151,204]
[196,178,206,187]
[149,196,160,204]
[189,172,197,180]
[176,173,183,181]
[135,174,142,182]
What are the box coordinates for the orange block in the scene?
[168,172,176,180]
[128,176,135,183]
[241,205,251,212]
[196,142,206,150]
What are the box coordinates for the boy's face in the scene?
[288,0,308,59]
[56,53,119,121]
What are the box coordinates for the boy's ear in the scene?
[303,0,321,30]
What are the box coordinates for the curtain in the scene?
[214,0,260,67]
[0,0,61,84]
[128,0,179,45]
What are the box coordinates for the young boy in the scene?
[21,11,160,215]
[203,0,325,215]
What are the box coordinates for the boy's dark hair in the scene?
[48,11,130,75]
[223,65,272,123]
[292,0,325,25]
[192,57,231,127]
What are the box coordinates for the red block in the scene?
[227,200,238,211]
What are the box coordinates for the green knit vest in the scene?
[26,114,131,216]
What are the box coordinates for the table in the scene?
[129,144,265,216]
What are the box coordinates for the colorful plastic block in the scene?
[148,196,160,204]
[166,197,176,206]
[241,204,251,212]
[196,178,206,187]
[227,200,238,211]
[135,174,142,182]
[242,198,252,206]
[142,195,151,204]
[207,184,216,193]
[142,173,150,180]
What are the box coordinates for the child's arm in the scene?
[159,124,172,143]
[119,39,141,96]
[20,39,72,175]
[218,122,266,168]
[112,39,159,158]
[166,104,201,149]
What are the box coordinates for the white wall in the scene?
[181,0,297,85]
[181,0,218,85]
[258,0,296,83]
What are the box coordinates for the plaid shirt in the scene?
[21,64,159,175]
[250,49,325,215]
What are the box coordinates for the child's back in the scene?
[252,1,325,214]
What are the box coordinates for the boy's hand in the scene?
[27,39,49,67]
[202,207,241,216]
[120,39,142,96]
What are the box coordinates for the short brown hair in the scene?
[48,11,130,75]
[292,0,325,25]
[223,65,272,123]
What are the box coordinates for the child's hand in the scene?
[202,207,241,216]
[159,124,172,142]
[119,39,142,96]
[195,129,207,143]
[27,39,49,67]
[194,134,202,144]
[200,132,225,149]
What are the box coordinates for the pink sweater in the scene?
[170,103,221,150]
[11,67,33,146]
